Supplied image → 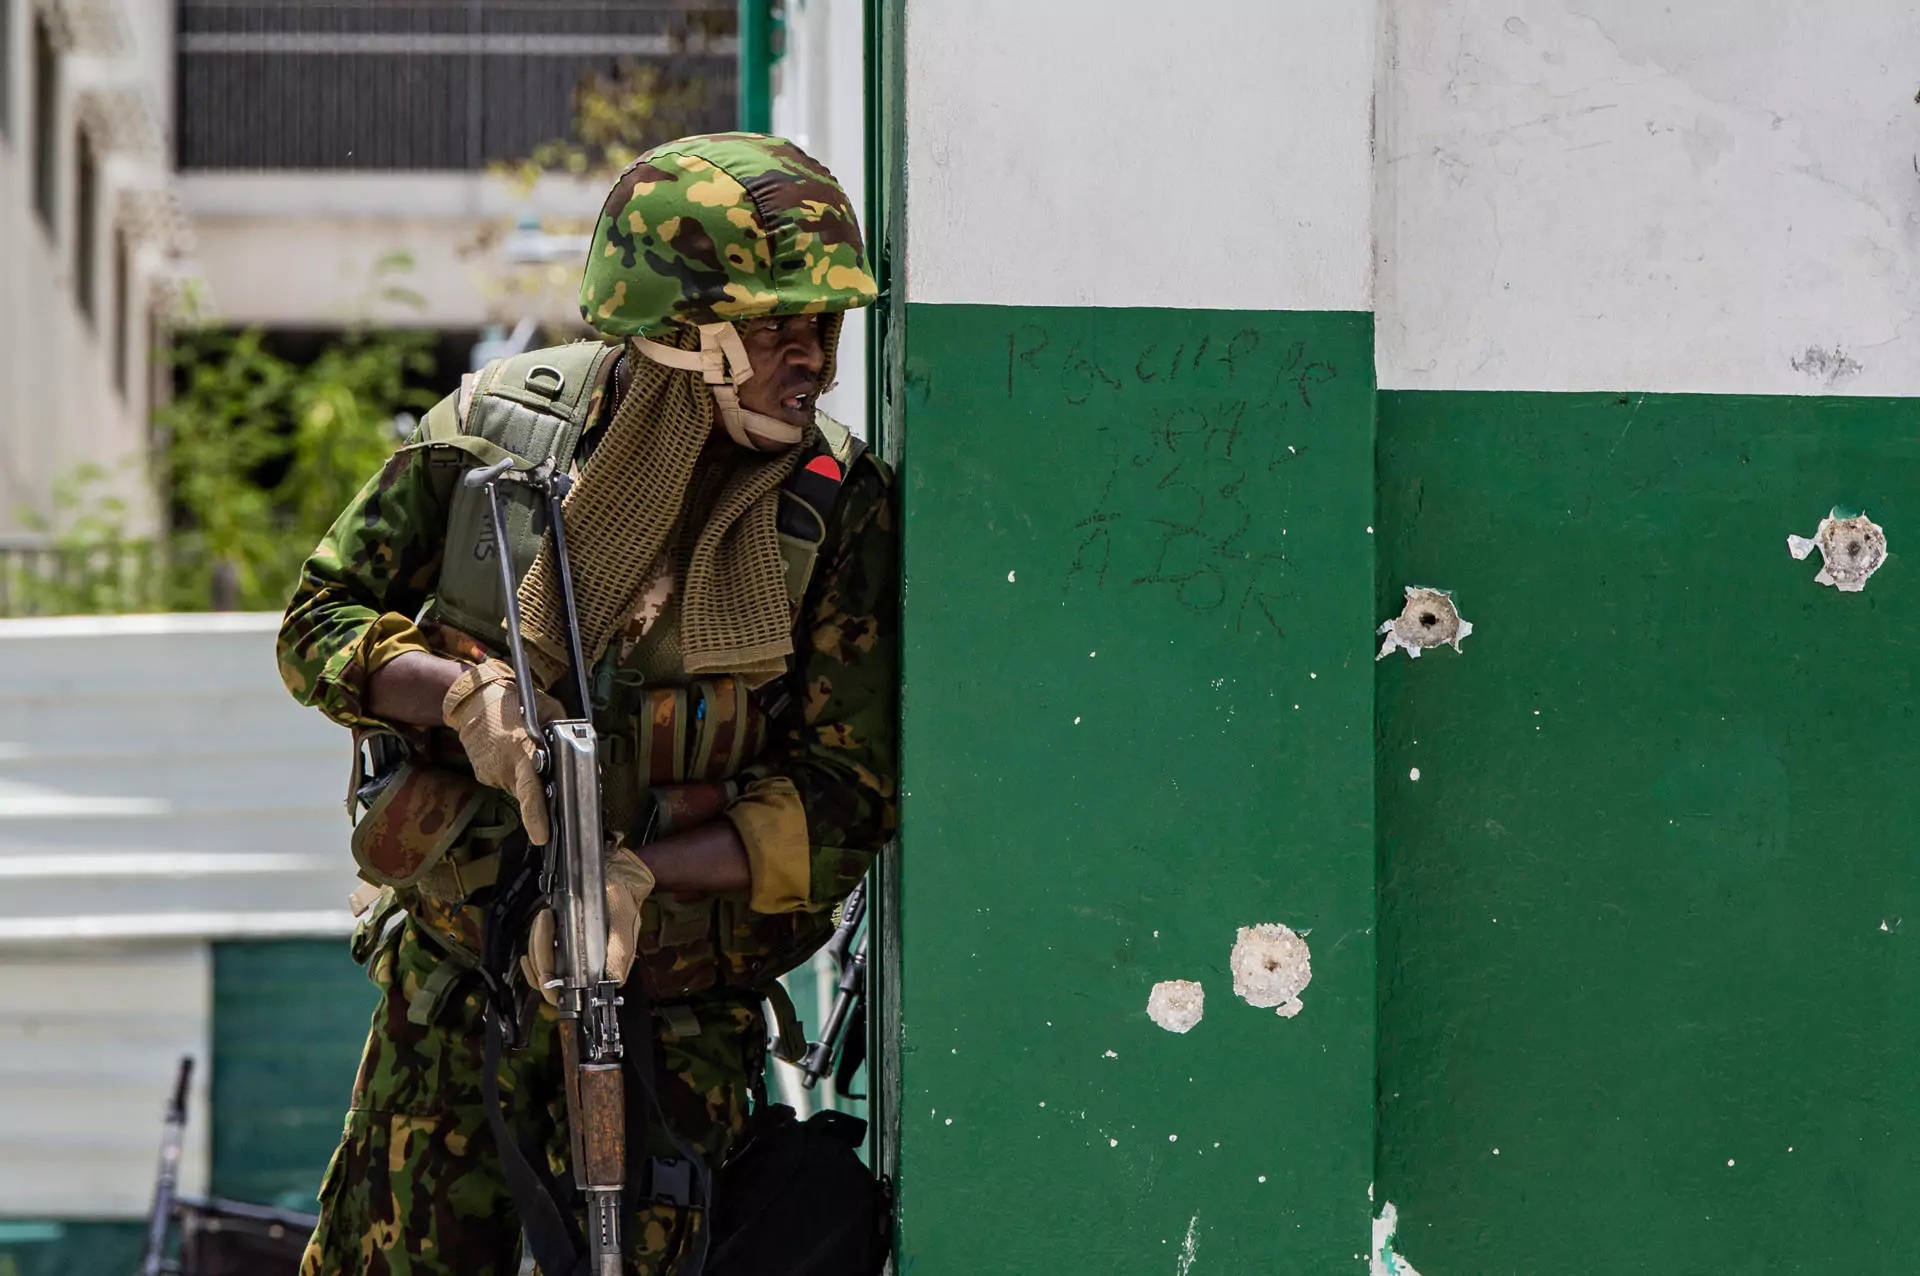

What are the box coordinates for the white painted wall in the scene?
[903,0,1376,312]
[1377,0,1920,395]
[772,0,869,435]
[181,172,605,331]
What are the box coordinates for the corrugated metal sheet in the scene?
[0,944,211,1217]
[0,613,359,1219]
[0,613,360,945]
[175,0,737,171]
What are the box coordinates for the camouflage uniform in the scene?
[276,133,894,1276]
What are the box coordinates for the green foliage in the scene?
[13,252,436,616]
[156,322,435,612]
[493,59,712,192]
[477,24,731,323]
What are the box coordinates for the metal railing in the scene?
[0,534,164,617]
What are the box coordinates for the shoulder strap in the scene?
[776,411,868,544]
[427,342,623,646]
[468,342,619,460]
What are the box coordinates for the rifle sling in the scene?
[483,1007,589,1276]
[617,974,717,1274]
[479,840,588,1275]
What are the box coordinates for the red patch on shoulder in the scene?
[805,455,844,481]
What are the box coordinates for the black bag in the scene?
[707,1105,890,1276]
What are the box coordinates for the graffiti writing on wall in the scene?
[1000,321,1339,637]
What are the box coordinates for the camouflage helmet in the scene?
[578,132,877,338]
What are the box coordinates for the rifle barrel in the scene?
[139,1056,193,1276]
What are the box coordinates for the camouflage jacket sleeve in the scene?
[277,440,454,730]
[741,453,899,909]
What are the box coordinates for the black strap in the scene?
[617,979,716,1275]
[483,1008,588,1276]
[775,433,865,540]
[478,839,586,1274]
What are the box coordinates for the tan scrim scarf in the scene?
[515,322,830,690]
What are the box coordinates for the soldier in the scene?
[277,133,895,1275]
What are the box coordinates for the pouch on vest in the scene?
[426,343,621,651]
[627,679,768,791]
[350,761,488,890]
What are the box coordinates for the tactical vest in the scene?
[350,340,865,1024]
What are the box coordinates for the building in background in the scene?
[0,0,737,558]
[176,0,735,354]
[0,0,186,543]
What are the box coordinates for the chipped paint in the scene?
[1787,508,1887,592]
[1378,587,1473,661]
[1371,1202,1423,1276]
[1176,1214,1201,1275]
[1230,923,1313,1018]
[1147,979,1206,1034]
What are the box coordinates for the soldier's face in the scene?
[734,315,825,429]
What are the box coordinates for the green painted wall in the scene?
[0,1221,143,1276]
[211,940,376,1211]
[1376,390,1920,1272]
[894,303,1377,1272]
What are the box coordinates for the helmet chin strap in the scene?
[631,322,807,451]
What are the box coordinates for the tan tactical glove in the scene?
[519,848,656,1005]
[441,658,563,845]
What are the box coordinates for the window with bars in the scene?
[1,0,13,142]
[75,126,99,324]
[112,227,130,396]
[31,10,55,228]
[176,0,738,171]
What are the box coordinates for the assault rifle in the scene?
[798,878,868,1092]
[467,457,625,1276]
[138,1056,192,1276]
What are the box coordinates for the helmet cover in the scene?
[579,132,877,338]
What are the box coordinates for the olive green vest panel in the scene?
[421,341,623,652]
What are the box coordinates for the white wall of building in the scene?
[0,0,175,533]
[0,613,355,1218]
[0,944,211,1217]
[903,0,1377,312]
[1377,0,1920,395]
[892,0,1920,396]
[181,171,604,331]
[773,0,870,434]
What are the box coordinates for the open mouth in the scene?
[778,391,815,413]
